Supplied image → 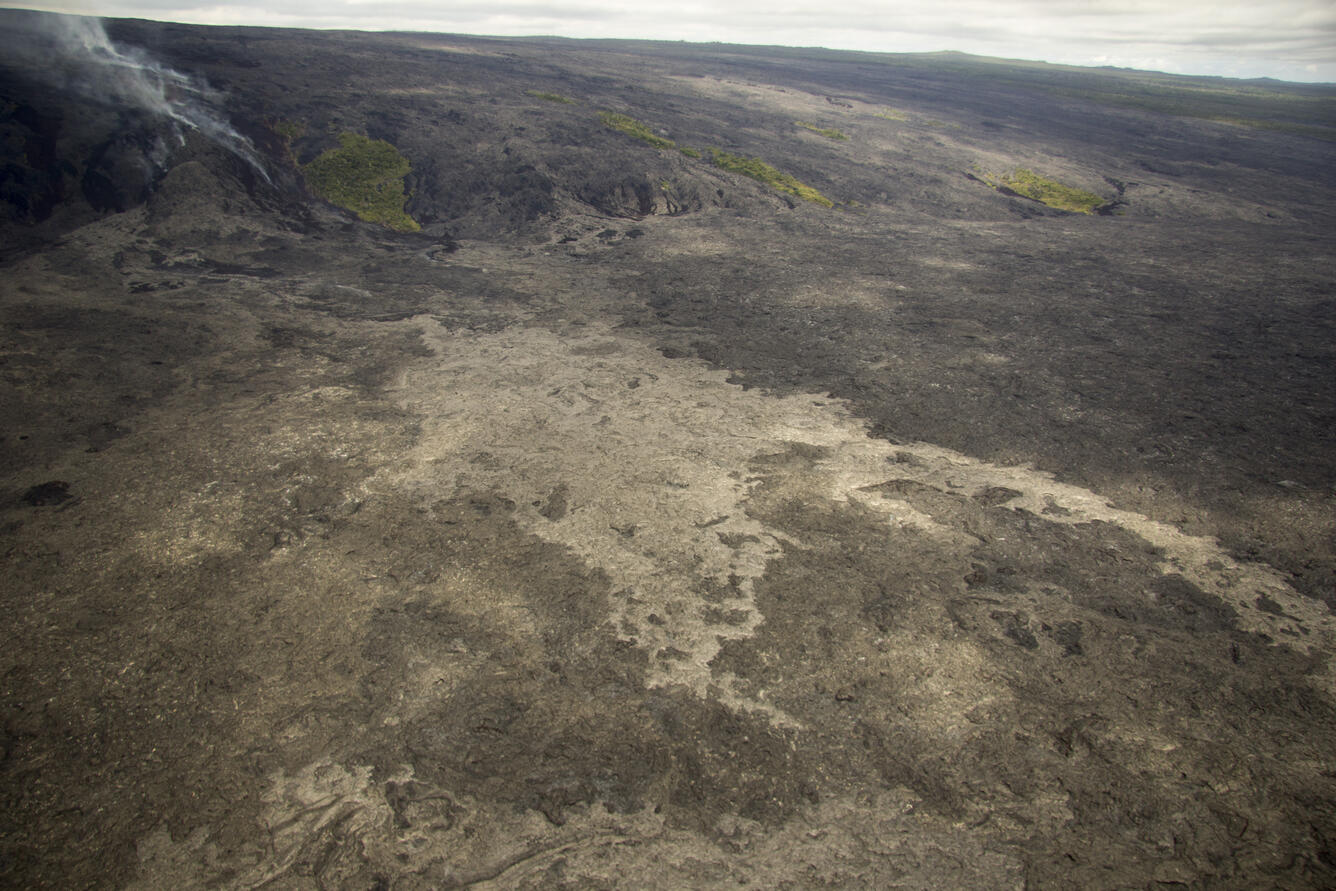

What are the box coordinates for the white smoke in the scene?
[12,13,269,182]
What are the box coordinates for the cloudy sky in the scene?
[24,1,1336,82]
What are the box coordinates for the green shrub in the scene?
[271,119,305,141]
[795,120,847,140]
[269,119,306,164]
[984,168,1104,214]
[526,90,577,104]
[599,112,679,150]
[599,112,703,157]
[302,132,420,232]
[707,149,833,207]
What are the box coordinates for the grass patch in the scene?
[795,120,847,140]
[983,168,1104,214]
[874,108,909,121]
[600,111,702,157]
[707,149,833,207]
[271,119,305,141]
[526,90,577,104]
[600,112,678,150]
[600,112,833,206]
[269,119,305,163]
[303,132,420,232]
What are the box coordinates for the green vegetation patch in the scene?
[984,168,1104,214]
[874,108,908,122]
[526,90,577,104]
[707,149,833,207]
[271,119,305,141]
[600,112,833,206]
[599,112,678,150]
[303,132,420,232]
[599,112,701,157]
[795,120,847,140]
[269,119,306,164]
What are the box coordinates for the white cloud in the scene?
[20,0,1336,81]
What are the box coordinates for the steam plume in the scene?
[8,13,269,181]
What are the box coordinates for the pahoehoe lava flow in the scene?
[2,8,1335,888]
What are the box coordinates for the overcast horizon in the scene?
[13,1,1336,83]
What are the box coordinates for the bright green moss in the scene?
[795,120,847,140]
[985,168,1105,214]
[599,112,702,157]
[526,90,577,104]
[599,112,679,150]
[302,132,420,232]
[707,149,833,207]
[271,119,305,141]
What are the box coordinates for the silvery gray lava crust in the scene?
[2,9,1335,888]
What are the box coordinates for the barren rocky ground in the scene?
[2,10,1335,888]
